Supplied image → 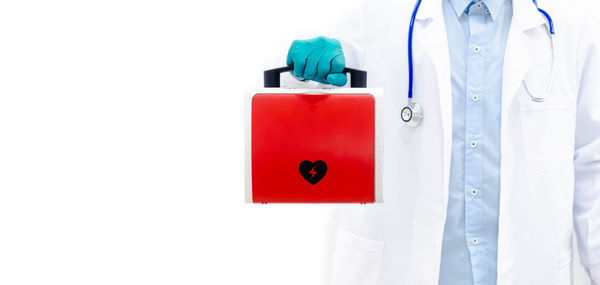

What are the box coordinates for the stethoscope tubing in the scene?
[404,0,555,127]
[407,0,423,100]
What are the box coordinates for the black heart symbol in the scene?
[299,160,327,185]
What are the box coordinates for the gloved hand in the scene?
[286,36,347,86]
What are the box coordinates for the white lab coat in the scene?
[279,0,600,284]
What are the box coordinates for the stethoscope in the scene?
[401,0,556,127]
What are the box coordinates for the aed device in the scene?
[245,66,383,203]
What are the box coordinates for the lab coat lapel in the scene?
[415,0,453,211]
[501,0,547,113]
[497,1,546,281]
[502,17,533,110]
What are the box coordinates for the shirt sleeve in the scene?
[573,14,600,284]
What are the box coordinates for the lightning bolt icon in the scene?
[309,166,317,179]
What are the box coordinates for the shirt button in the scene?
[473,46,481,53]
[472,94,480,102]
[470,141,478,148]
[485,9,490,14]
[471,188,478,195]
[472,238,479,245]
[475,3,482,9]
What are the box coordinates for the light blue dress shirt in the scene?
[438,0,512,284]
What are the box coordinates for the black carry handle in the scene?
[264,66,367,88]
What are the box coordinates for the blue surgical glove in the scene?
[286,36,347,86]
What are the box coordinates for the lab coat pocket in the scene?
[330,229,384,285]
[519,96,576,172]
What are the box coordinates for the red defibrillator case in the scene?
[245,67,382,203]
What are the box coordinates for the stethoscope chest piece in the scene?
[401,100,423,127]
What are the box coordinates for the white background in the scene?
[0,0,591,284]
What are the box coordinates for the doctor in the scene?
[282,0,599,284]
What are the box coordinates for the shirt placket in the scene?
[464,2,487,284]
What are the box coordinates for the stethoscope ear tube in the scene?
[264,66,367,88]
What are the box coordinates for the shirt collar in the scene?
[484,0,504,21]
[448,0,506,21]
[448,0,472,17]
